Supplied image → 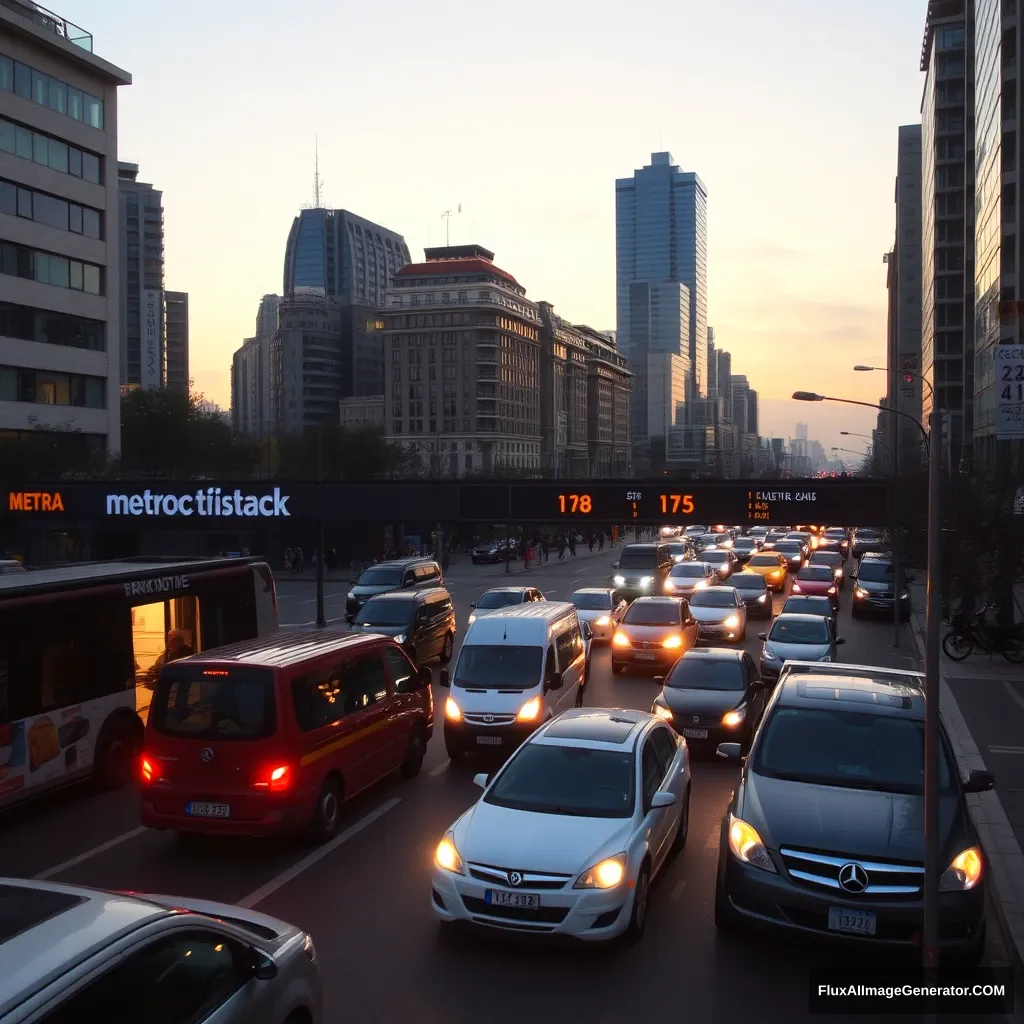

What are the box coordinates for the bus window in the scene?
[132,597,201,724]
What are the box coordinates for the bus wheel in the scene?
[95,719,140,789]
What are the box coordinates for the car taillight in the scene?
[254,763,292,793]
[140,756,154,784]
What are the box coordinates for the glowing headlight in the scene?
[435,833,464,874]
[640,576,654,587]
[722,709,745,728]
[612,631,631,648]
[757,593,767,603]
[517,696,542,721]
[940,846,983,891]
[394,633,406,644]
[835,568,844,577]
[467,614,477,624]
[444,697,462,721]
[727,815,776,873]
[827,587,837,595]
[595,616,611,626]
[347,591,355,600]
[653,704,673,721]
[791,584,801,593]
[900,591,910,600]
[574,853,627,889]
[694,580,708,590]
[723,615,740,628]
[855,587,869,598]
[662,634,682,649]
[762,647,780,662]
[614,575,625,586]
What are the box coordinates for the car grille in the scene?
[629,639,662,650]
[779,847,924,896]
[467,862,572,890]
[461,895,570,925]
[462,713,517,726]
[676,714,718,727]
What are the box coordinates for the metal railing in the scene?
[1,0,93,52]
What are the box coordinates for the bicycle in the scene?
[942,611,1023,664]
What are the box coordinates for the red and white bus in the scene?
[0,557,278,808]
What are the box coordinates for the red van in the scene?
[139,630,433,841]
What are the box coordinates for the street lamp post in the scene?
[796,390,941,974]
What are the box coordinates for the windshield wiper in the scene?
[762,770,915,794]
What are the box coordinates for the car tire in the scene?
[445,736,465,761]
[671,786,690,853]
[622,863,650,944]
[714,877,743,933]
[612,662,625,675]
[948,922,986,968]
[308,775,343,843]
[400,725,427,778]
[439,633,454,664]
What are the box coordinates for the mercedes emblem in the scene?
[201,747,214,763]
[692,715,700,724]
[483,714,495,724]
[507,871,523,887]
[838,862,869,894]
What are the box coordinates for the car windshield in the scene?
[151,665,276,740]
[454,645,543,688]
[704,551,729,563]
[798,567,834,582]
[356,566,403,587]
[783,598,832,616]
[734,538,756,549]
[825,529,846,539]
[624,601,679,626]
[857,561,896,582]
[485,744,635,818]
[685,526,706,534]
[856,531,881,541]
[752,708,953,795]
[666,657,745,690]
[769,618,829,644]
[748,554,781,567]
[476,591,524,609]
[775,542,802,553]
[667,543,689,556]
[731,574,765,590]
[353,599,413,626]
[690,590,736,608]
[572,592,611,611]
[811,553,842,566]
[618,548,656,569]
[671,563,709,578]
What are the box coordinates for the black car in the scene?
[613,543,675,600]
[350,587,456,665]
[823,528,850,558]
[851,556,912,621]
[714,664,994,965]
[851,529,886,560]
[780,594,837,630]
[729,572,773,618]
[732,537,759,564]
[652,648,767,753]
[772,540,805,571]
[471,539,518,564]
[345,557,443,621]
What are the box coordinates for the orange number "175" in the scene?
[660,494,695,515]
[558,494,592,514]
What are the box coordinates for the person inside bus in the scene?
[145,628,194,687]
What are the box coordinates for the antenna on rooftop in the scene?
[313,135,325,209]
[441,203,462,246]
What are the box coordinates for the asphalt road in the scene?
[1,554,1018,1023]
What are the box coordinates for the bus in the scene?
[0,557,278,808]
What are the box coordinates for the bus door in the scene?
[131,595,202,726]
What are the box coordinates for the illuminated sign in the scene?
[124,574,190,597]
[8,491,64,512]
[105,487,291,517]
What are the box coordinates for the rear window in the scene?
[151,665,277,740]
[798,566,834,582]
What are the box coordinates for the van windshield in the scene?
[151,665,276,740]
[618,548,656,569]
[454,645,543,688]
[354,598,413,626]
[357,566,403,586]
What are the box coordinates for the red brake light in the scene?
[254,763,292,793]
[140,756,154,784]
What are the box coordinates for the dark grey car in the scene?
[345,558,442,621]
[350,587,456,665]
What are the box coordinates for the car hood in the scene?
[857,578,896,593]
[620,623,680,642]
[739,775,963,862]
[350,583,396,598]
[455,802,635,874]
[689,605,739,623]
[662,687,744,716]
[473,545,500,554]
[764,640,831,661]
[734,588,768,603]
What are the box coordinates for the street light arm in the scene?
[854,364,934,400]
[793,392,928,445]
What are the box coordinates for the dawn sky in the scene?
[60,0,927,453]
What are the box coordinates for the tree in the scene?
[271,424,415,480]
[0,415,107,479]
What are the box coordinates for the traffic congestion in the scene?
[0,525,1013,1022]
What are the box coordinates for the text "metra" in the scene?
[755,491,817,502]
[8,491,64,512]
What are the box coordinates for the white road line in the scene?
[988,746,1024,755]
[237,798,401,909]
[1001,680,1024,715]
[36,825,149,881]
[429,760,450,777]
[670,878,689,903]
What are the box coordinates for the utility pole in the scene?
[892,372,901,648]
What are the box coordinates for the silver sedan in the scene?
[688,586,748,644]
[570,588,627,641]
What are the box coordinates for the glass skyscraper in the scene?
[616,152,708,436]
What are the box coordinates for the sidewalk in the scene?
[907,582,1024,973]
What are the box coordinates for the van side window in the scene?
[544,644,557,682]
[291,663,346,733]
[555,623,581,669]
[340,653,389,715]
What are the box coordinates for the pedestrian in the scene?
[568,533,577,557]
[541,535,549,561]
[524,543,533,571]
[557,534,566,560]
[598,532,605,551]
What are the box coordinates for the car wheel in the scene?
[714,876,743,933]
[612,662,625,675]
[445,736,465,761]
[948,922,986,968]
[400,725,427,778]
[622,863,650,944]
[439,632,454,664]
[308,775,343,843]
[671,786,690,852]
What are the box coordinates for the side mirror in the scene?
[653,676,665,685]
[757,632,767,642]
[963,769,996,794]
[438,668,451,688]
[849,572,857,581]
[836,637,846,645]
[751,679,766,691]
[250,950,278,981]
[418,666,432,688]
[469,601,476,609]
[650,791,676,809]
[473,772,489,790]
[716,742,744,762]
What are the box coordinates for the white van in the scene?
[438,602,591,759]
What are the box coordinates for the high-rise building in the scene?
[231,294,278,439]
[117,161,163,388]
[616,152,708,406]
[747,388,759,437]
[645,352,688,437]
[795,421,809,440]
[730,375,750,440]
[0,3,130,460]
[921,1,974,465]
[537,302,590,477]
[582,328,631,476]
[706,327,717,396]
[717,349,733,423]
[164,290,188,393]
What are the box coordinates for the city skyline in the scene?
[48,0,927,453]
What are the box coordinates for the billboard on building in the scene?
[142,290,162,390]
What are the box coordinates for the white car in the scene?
[430,708,691,943]
[569,588,627,641]
[467,586,546,624]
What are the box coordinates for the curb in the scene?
[907,608,1024,974]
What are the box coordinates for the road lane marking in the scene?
[988,745,1024,754]
[237,798,401,908]
[429,760,450,777]
[1000,680,1024,715]
[671,879,688,902]
[36,826,149,881]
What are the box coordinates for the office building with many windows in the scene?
[0,2,130,460]
[164,289,187,393]
[582,327,631,476]
[231,293,278,439]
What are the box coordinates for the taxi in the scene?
[744,551,789,592]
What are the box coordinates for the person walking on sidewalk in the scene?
[557,533,567,560]
[541,535,550,561]
[524,543,534,571]
[598,531,605,551]
[588,532,596,553]
[568,532,577,557]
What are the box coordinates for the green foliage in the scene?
[272,423,416,480]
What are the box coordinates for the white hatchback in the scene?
[430,708,691,943]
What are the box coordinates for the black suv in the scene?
[345,557,443,622]
[350,587,456,665]
[613,543,674,600]
[850,554,911,621]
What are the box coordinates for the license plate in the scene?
[681,728,708,739]
[486,890,540,909]
[828,907,876,936]
[635,652,657,661]
[186,802,230,818]
[476,735,502,746]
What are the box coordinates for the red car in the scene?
[790,565,839,610]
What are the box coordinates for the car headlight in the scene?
[722,709,745,727]
[612,631,631,647]
[757,593,767,603]
[435,832,464,874]
[662,635,682,650]
[444,697,462,721]
[940,846,983,891]
[694,580,708,590]
[835,568,844,577]
[574,852,627,889]
[762,647,780,662]
[827,587,836,595]
[791,584,801,593]
[727,815,777,873]
[467,614,476,624]
[640,576,654,587]
[614,575,625,586]
[517,696,542,721]
[653,703,673,721]
[855,587,868,598]
[900,591,910,600]
[723,615,740,628]
[347,591,355,600]
[595,615,611,626]
[394,633,406,644]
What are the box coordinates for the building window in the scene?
[0,56,104,129]
[0,365,106,408]
[0,179,103,239]
[0,116,102,183]
[0,240,103,294]
[0,301,105,351]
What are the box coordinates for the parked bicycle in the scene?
[942,610,1023,664]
